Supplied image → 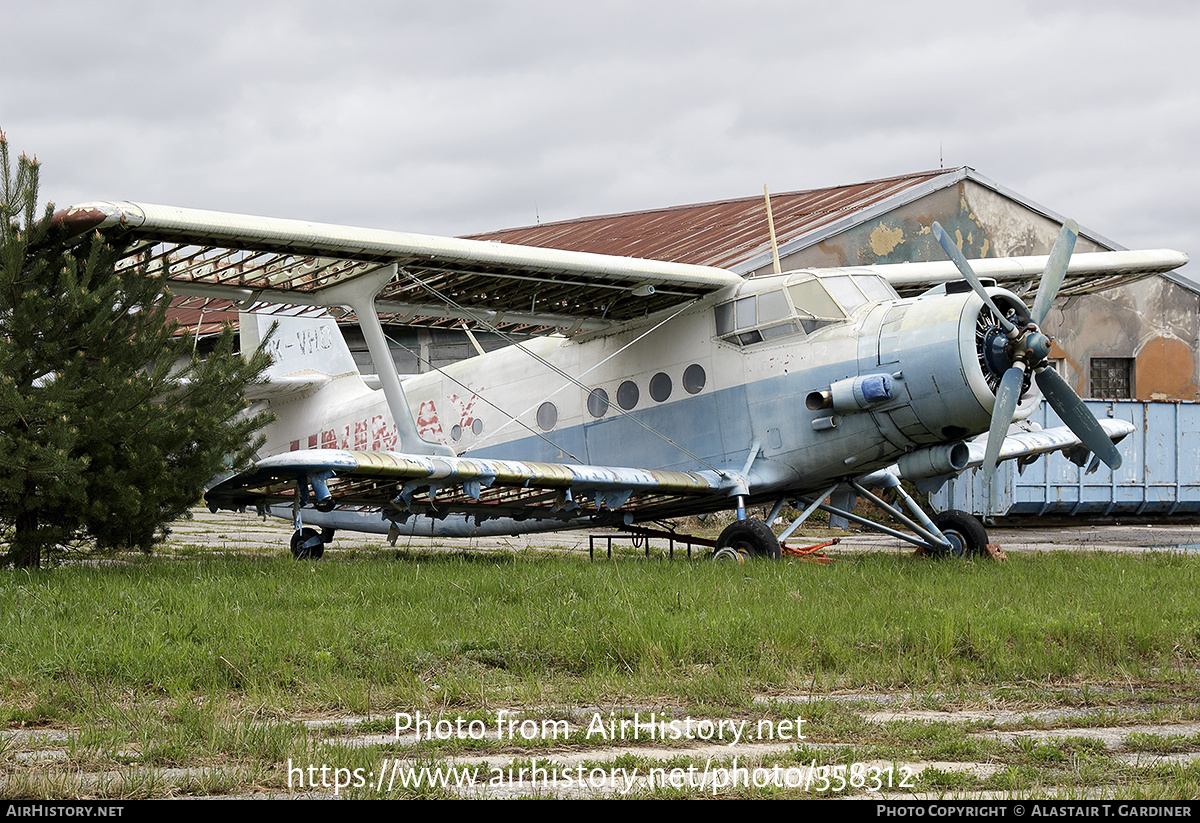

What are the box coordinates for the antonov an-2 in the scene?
[54,201,1189,560]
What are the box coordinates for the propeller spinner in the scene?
[932,220,1122,477]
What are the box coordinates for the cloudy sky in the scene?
[4,1,1197,275]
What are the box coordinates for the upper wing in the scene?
[836,250,1189,298]
[53,201,1187,327]
[53,201,743,334]
[205,449,736,527]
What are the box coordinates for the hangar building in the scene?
[458,167,1198,519]
[464,167,1199,404]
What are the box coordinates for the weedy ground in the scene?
[4,513,1200,798]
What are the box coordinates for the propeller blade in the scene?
[1030,219,1078,326]
[1035,366,1123,470]
[932,222,1018,337]
[984,363,1026,475]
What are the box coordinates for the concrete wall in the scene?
[1048,276,1200,401]
[755,180,1111,275]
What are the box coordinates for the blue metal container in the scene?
[931,400,1200,517]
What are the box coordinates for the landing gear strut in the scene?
[717,471,997,561]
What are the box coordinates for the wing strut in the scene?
[313,264,454,457]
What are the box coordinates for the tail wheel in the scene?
[931,510,988,558]
[713,519,781,561]
[291,527,325,560]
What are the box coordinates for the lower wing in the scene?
[205,450,734,528]
[893,419,1136,491]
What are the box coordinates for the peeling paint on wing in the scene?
[233,450,729,498]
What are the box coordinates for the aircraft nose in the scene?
[870,292,1018,447]
[1025,330,1052,364]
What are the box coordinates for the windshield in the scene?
[714,271,896,346]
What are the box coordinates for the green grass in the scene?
[5,550,1200,717]
[6,546,1200,797]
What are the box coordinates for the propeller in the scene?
[932,220,1122,480]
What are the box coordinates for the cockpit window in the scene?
[822,275,868,314]
[735,296,757,330]
[714,302,735,336]
[855,274,897,302]
[714,289,798,346]
[715,272,896,347]
[757,289,790,323]
[786,277,844,320]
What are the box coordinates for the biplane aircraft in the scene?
[54,201,1188,560]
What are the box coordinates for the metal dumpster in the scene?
[930,400,1200,518]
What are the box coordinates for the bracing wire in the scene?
[378,328,584,463]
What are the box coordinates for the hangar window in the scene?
[1090,358,1133,399]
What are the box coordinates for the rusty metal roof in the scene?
[463,169,955,269]
[169,299,241,338]
[109,167,1186,338]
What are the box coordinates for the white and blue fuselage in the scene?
[248,267,1025,536]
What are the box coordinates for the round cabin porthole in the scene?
[617,380,639,410]
[683,363,706,394]
[587,388,609,418]
[649,371,672,403]
[537,401,558,431]
[471,418,483,435]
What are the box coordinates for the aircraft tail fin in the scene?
[240,310,360,382]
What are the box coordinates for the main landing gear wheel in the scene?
[291,527,325,560]
[931,510,988,558]
[713,519,782,561]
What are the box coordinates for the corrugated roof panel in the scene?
[465,169,954,268]
[167,299,241,338]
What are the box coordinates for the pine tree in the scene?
[0,132,273,567]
